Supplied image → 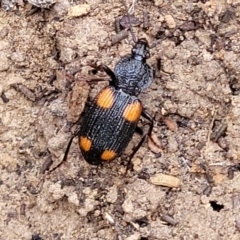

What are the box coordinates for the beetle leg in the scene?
[69,75,111,84]
[85,63,117,85]
[84,78,111,84]
[48,132,79,173]
[141,111,154,133]
[125,111,154,175]
[87,62,115,79]
[66,63,113,84]
[102,65,118,85]
[135,126,143,135]
[87,62,104,71]
[87,64,117,86]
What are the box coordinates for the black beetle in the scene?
[79,39,153,165]
[50,38,155,171]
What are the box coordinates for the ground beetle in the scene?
[50,38,154,171]
[79,39,153,165]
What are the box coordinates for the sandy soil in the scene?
[1,0,240,239]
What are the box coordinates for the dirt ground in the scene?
[1,0,240,239]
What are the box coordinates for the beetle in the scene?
[79,39,153,165]
[50,38,155,171]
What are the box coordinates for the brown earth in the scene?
[1,0,240,239]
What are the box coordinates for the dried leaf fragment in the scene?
[150,173,181,188]
[161,214,178,226]
[67,81,90,123]
[163,117,178,132]
[11,83,36,101]
[148,134,163,154]
[112,30,128,44]
[68,4,91,18]
[120,15,142,29]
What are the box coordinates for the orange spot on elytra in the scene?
[101,150,117,161]
[80,136,92,152]
[97,87,114,109]
[123,102,142,122]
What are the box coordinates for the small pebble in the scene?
[165,15,176,29]
[68,4,91,18]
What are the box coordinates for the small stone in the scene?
[0,53,9,71]
[106,185,118,203]
[48,182,66,201]
[132,157,142,172]
[165,15,176,29]
[214,50,225,60]
[68,4,91,18]
[162,60,174,73]
[68,192,79,206]
[122,199,134,213]
[0,28,9,39]
[94,210,101,217]
[0,153,18,172]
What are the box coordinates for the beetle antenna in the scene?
[121,0,138,43]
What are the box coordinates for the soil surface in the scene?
[1,0,240,239]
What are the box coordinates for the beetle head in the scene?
[131,38,150,60]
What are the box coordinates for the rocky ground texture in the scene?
[1,0,240,239]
